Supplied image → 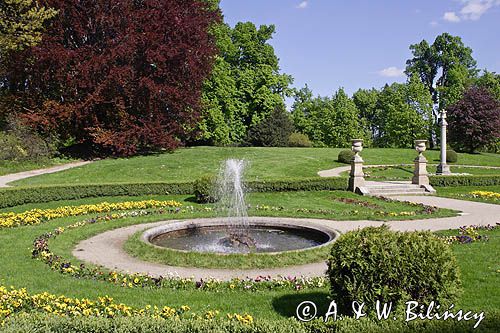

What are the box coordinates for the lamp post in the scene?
[436,109,451,175]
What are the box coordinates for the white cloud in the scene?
[429,20,440,26]
[443,11,461,22]
[378,67,405,78]
[460,0,493,20]
[442,0,500,22]
[296,1,308,9]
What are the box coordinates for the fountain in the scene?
[142,159,337,254]
[215,159,256,249]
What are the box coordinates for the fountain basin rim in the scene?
[141,217,340,255]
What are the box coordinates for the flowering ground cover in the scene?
[437,185,500,204]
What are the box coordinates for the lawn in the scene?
[0,158,73,176]
[9,147,500,186]
[436,185,500,204]
[0,194,497,321]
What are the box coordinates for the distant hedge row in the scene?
[429,175,500,187]
[0,175,498,208]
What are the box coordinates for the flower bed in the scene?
[0,200,182,228]
[439,224,498,245]
[31,210,327,292]
[0,285,252,325]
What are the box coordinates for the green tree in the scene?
[375,79,430,148]
[0,0,57,54]
[199,22,293,145]
[475,70,500,101]
[291,87,365,147]
[353,88,379,139]
[405,33,478,146]
[245,106,295,147]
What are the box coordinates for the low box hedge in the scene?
[0,182,194,209]
[430,175,500,187]
[0,178,349,208]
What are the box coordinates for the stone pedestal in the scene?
[412,140,429,186]
[348,139,365,192]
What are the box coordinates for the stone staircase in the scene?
[360,181,435,197]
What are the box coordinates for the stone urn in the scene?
[351,139,363,155]
[415,140,427,156]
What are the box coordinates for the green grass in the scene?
[0,158,73,176]
[9,147,500,186]
[436,185,500,204]
[0,193,496,321]
[435,227,500,310]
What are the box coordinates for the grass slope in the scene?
[10,147,500,186]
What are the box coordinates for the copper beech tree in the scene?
[6,0,220,156]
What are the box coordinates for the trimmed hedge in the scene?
[0,182,194,209]
[430,175,500,187]
[4,174,499,209]
[0,178,349,209]
[338,150,355,164]
[446,149,458,163]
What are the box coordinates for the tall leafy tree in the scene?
[0,0,57,55]
[199,22,293,145]
[4,0,220,156]
[475,70,500,101]
[405,33,478,147]
[292,87,365,147]
[374,79,430,148]
[447,87,500,153]
[353,88,380,139]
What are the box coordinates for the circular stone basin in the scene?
[142,218,337,254]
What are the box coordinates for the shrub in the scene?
[337,150,355,164]
[194,175,217,203]
[430,175,500,187]
[288,132,312,147]
[0,118,55,161]
[446,149,458,163]
[327,226,462,314]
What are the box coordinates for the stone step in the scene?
[368,186,425,192]
[366,185,421,190]
[368,190,429,197]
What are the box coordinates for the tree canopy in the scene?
[199,22,293,145]
[447,86,500,153]
[3,0,220,156]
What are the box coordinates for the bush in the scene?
[194,175,217,203]
[0,118,56,162]
[327,226,461,314]
[430,175,500,187]
[446,149,458,163]
[337,150,355,164]
[288,132,312,147]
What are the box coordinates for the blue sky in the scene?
[219,0,500,98]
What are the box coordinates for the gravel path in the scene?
[0,161,92,187]
[73,196,499,280]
